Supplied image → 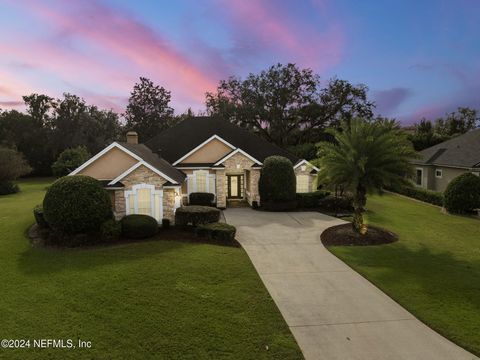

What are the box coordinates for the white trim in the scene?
[125,183,163,221]
[435,169,443,178]
[213,148,263,166]
[293,159,320,171]
[109,161,178,185]
[172,135,236,165]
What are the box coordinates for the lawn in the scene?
[0,178,302,360]
[329,193,480,356]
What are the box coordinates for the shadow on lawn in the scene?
[17,238,188,276]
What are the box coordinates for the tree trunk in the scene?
[352,184,367,234]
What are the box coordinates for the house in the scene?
[411,128,480,192]
[69,116,318,222]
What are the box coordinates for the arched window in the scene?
[125,184,163,221]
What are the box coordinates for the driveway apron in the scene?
[223,208,477,360]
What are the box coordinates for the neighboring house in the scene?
[70,116,318,222]
[411,128,480,192]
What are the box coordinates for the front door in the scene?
[227,175,242,199]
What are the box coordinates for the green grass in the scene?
[0,178,302,360]
[329,193,480,356]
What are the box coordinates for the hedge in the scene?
[387,184,443,207]
[33,205,49,228]
[444,173,480,213]
[195,222,237,245]
[121,214,158,239]
[296,191,330,208]
[189,192,215,206]
[175,206,220,226]
[99,219,121,242]
[0,181,19,195]
[43,175,112,234]
[318,195,354,212]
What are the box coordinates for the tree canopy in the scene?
[206,63,374,147]
[124,77,175,142]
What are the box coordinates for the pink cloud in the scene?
[219,0,344,72]
[2,0,220,112]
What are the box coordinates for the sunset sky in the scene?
[0,0,478,123]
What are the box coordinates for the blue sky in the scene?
[0,0,478,123]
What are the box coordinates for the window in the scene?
[187,171,216,196]
[435,169,443,178]
[196,171,207,192]
[125,184,163,221]
[296,175,309,193]
[415,168,423,186]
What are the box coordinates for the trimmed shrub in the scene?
[175,206,220,226]
[99,219,121,242]
[43,175,112,234]
[296,191,330,208]
[0,181,19,195]
[318,195,354,212]
[189,192,215,206]
[33,205,49,228]
[259,156,296,202]
[196,222,237,245]
[162,218,170,229]
[444,173,480,214]
[121,215,158,239]
[387,184,443,207]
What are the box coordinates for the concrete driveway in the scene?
[223,208,477,360]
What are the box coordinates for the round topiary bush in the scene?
[121,214,158,239]
[444,173,480,214]
[259,156,296,210]
[43,175,112,234]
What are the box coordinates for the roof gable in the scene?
[70,142,185,184]
[145,116,300,165]
[173,135,235,165]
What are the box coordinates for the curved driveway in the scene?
[224,208,477,360]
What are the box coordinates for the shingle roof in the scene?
[413,128,480,168]
[118,142,186,184]
[144,116,300,165]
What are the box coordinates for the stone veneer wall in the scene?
[113,164,177,222]
[218,152,261,206]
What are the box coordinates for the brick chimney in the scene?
[126,131,138,144]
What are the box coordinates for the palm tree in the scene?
[317,118,417,234]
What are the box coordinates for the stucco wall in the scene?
[413,165,469,192]
[78,147,137,179]
[179,138,232,164]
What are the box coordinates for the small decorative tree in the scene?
[51,146,91,177]
[0,147,32,195]
[259,156,296,210]
[318,118,416,234]
[444,173,480,214]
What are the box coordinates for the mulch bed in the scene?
[321,223,398,246]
